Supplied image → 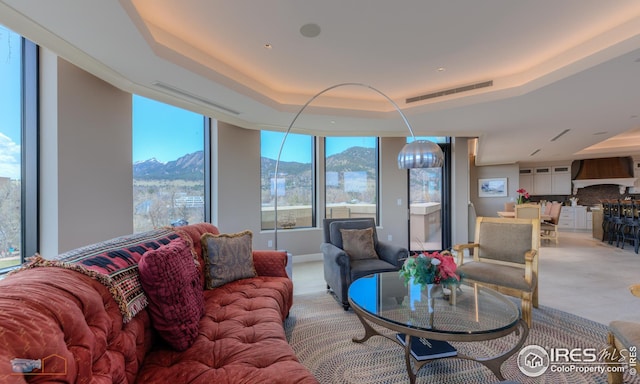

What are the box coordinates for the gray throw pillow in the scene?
[201,230,257,289]
[340,227,379,261]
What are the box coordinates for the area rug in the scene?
[285,292,638,384]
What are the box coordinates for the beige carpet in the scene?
[285,292,638,384]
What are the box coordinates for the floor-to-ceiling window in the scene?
[0,26,38,271]
[325,137,379,222]
[132,95,207,232]
[260,131,315,230]
[408,137,451,252]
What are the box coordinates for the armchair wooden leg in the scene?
[606,332,624,384]
[533,286,539,308]
[521,296,532,328]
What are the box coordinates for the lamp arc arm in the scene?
[273,82,418,249]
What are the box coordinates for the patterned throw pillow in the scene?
[340,227,379,261]
[16,228,187,323]
[139,238,204,351]
[201,230,257,289]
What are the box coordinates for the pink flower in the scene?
[431,252,460,282]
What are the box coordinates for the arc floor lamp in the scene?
[273,82,444,250]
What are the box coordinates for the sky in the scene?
[132,95,204,163]
[0,26,22,180]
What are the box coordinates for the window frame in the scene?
[260,130,316,231]
[131,95,209,232]
[22,37,38,260]
[0,33,38,274]
[406,139,451,252]
[323,136,380,224]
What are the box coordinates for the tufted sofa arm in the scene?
[0,267,152,382]
[252,250,289,277]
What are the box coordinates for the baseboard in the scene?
[292,253,323,264]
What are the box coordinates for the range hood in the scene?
[572,157,637,194]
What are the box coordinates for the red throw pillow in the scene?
[139,238,204,351]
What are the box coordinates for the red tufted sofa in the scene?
[0,223,318,383]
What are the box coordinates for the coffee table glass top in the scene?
[348,272,520,335]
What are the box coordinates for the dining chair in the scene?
[541,202,562,244]
[504,202,516,212]
[514,203,541,220]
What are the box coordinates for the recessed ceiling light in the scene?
[300,23,321,38]
[437,67,446,72]
[264,43,273,49]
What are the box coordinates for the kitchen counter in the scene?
[592,208,603,240]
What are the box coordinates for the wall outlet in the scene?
[397,198,402,206]
[387,234,393,241]
[267,240,273,248]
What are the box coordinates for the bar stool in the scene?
[608,200,623,246]
[601,200,612,242]
[620,200,640,252]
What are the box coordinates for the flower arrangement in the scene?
[399,250,461,287]
[516,188,530,204]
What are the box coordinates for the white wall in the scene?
[39,51,133,256]
[470,161,520,218]
[451,137,471,246]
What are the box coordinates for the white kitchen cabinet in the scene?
[519,164,571,195]
[574,206,587,229]
[519,168,533,193]
[558,206,588,230]
[551,165,572,195]
[533,167,552,195]
[558,206,574,229]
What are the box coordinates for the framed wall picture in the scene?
[478,178,507,197]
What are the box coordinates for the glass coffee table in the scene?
[348,272,529,383]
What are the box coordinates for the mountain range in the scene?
[133,147,376,180]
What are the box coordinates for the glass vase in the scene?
[424,283,437,328]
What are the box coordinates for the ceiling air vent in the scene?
[550,129,570,142]
[152,82,241,115]
[406,80,493,104]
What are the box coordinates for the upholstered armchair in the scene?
[606,284,640,384]
[453,216,540,327]
[321,218,408,310]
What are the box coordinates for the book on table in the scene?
[396,333,457,361]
